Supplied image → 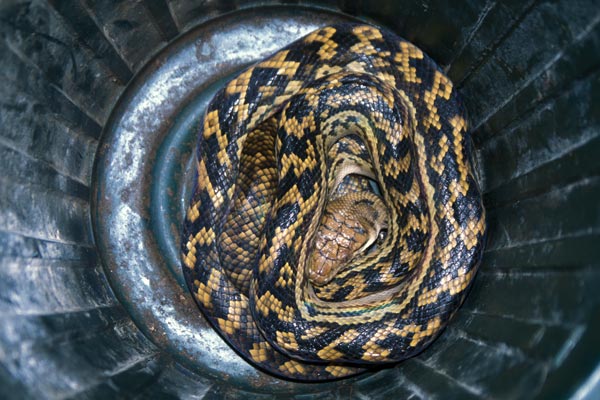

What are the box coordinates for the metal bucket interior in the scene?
[0,1,599,398]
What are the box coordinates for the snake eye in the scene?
[363,228,388,255]
[378,229,388,242]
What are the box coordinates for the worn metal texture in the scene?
[0,0,599,399]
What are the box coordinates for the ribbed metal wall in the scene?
[0,1,598,398]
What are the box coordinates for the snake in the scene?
[182,23,486,381]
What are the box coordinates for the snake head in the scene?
[308,192,388,286]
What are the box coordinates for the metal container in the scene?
[1,1,598,398]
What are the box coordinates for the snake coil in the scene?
[182,23,486,381]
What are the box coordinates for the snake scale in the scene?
[182,23,486,381]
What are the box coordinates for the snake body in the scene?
[182,23,486,381]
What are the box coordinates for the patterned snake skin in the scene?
[182,23,486,381]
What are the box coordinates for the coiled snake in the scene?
[182,23,486,380]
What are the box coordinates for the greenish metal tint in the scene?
[0,0,598,399]
[150,76,234,287]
